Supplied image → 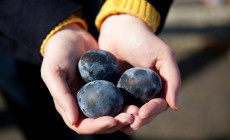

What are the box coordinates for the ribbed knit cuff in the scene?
[40,14,88,56]
[95,0,161,33]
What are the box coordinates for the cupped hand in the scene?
[41,23,134,134]
[98,14,181,134]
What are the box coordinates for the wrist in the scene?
[40,15,88,57]
[43,23,86,57]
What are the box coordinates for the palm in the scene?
[98,14,180,134]
[41,24,135,134]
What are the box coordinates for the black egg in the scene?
[78,50,120,83]
[117,67,162,104]
[77,80,124,118]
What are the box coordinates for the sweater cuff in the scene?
[40,14,88,56]
[95,0,161,33]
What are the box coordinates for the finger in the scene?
[123,98,167,132]
[55,100,117,134]
[156,49,181,110]
[104,113,134,133]
[138,98,168,119]
[41,68,78,125]
[121,125,134,135]
[74,116,118,134]
[129,115,143,130]
[121,114,155,134]
[54,100,77,129]
[122,105,139,115]
[120,105,139,134]
[120,116,144,134]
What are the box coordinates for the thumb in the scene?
[41,66,78,125]
[156,49,181,110]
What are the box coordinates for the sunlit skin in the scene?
[99,14,181,134]
[41,14,181,135]
[41,23,134,134]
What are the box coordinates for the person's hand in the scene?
[41,23,134,134]
[98,14,181,134]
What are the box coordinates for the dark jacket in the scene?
[0,0,172,64]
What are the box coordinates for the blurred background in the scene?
[1,0,230,139]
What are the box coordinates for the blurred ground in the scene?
[1,0,230,140]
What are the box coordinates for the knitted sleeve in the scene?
[95,0,172,33]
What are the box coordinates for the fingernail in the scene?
[130,115,141,130]
[119,113,134,124]
[130,114,135,123]
[65,111,73,125]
